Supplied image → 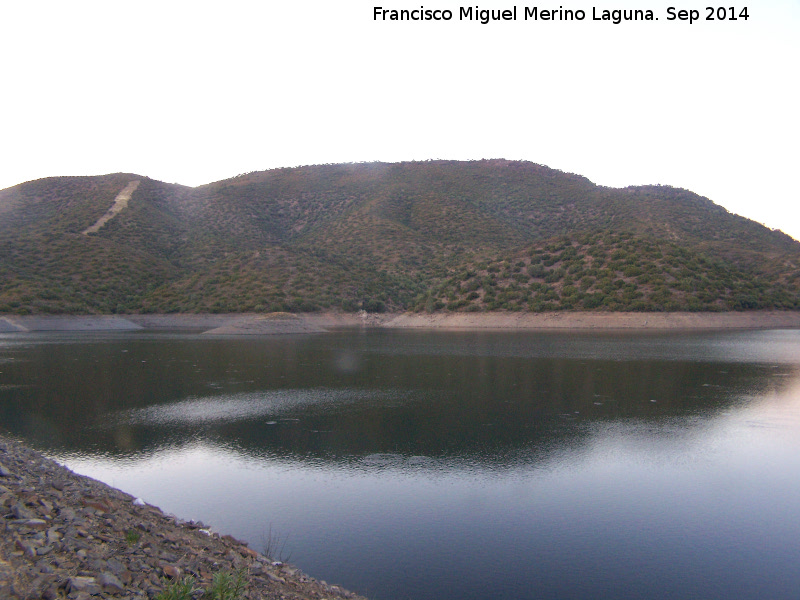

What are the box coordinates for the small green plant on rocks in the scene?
[125,529,141,545]
[206,569,247,600]
[155,576,198,600]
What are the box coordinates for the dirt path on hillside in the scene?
[81,180,140,235]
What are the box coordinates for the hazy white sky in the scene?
[1,1,798,239]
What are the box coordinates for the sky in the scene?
[1,1,798,239]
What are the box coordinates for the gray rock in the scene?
[127,559,145,572]
[42,586,60,600]
[68,576,102,595]
[99,571,126,594]
[266,572,287,583]
[16,540,37,558]
[25,518,49,529]
[59,507,76,521]
[249,562,264,574]
[38,562,55,574]
[107,557,127,575]
[11,502,35,519]
[0,462,13,477]
[46,528,62,544]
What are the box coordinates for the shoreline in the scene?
[378,310,800,330]
[0,434,367,600]
[1,310,800,333]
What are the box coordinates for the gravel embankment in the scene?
[0,435,367,600]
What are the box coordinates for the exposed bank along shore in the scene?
[1,310,800,334]
[0,434,367,600]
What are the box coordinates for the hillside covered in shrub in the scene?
[0,160,798,314]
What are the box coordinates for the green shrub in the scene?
[155,577,197,600]
[206,570,246,600]
[125,529,141,545]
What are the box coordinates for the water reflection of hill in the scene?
[1,330,795,468]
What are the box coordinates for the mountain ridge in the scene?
[1,160,798,315]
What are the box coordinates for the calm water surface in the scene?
[1,328,800,599]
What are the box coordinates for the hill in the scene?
[0,160,798,314]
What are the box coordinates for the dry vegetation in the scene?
[1,160,798,315]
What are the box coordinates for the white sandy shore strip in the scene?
[202,313,329,335]
[0,315,143,332]
[379,310,800,330]
[2,311,800,333]
[127,313,368,331]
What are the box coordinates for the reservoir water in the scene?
[1,328,799,599]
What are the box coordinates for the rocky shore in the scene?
[0,435,367,600]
